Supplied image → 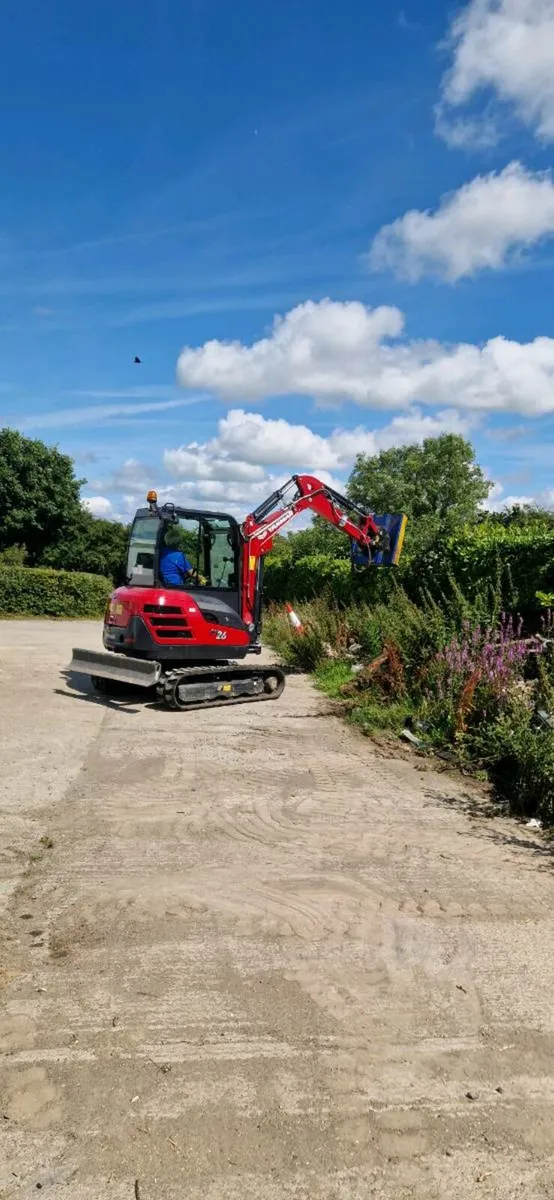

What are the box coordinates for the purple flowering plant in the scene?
[423,614,544,735]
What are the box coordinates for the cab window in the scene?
[127,515,158,584]
[159,516,238,589]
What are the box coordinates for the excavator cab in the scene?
[126,502,240,595]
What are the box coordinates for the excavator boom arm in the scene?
[240,473,406,626]
[243,475,378,551]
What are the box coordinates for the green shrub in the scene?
[264,588,459,677]
[414,522,554,613]
[264,553,395,606]
[0,565,111,618]
[264,554,351,603]
[314,661,415,731]
[314,660,353,696]
[0,544,27,566]
[360,589,454,675]
[265,521,554,624]
[39,513,129,584]
[263,596,350,671]
[462,698,554,821]
[348,698,416,734]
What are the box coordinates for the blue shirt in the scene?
[159,547,193,586]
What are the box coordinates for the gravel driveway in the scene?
[1,620,554,1198]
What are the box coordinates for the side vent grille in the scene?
[143,604,182,614]
[142,603,192,641]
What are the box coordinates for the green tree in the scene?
[0,429,83,563]
[348,434,492,553]
[41,511,130,584]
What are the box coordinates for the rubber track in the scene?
[156,662,286,712]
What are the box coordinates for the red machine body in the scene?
[103,585,251,651]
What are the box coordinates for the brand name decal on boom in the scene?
[254,509,300,539]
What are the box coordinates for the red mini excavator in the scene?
[70,475,407,712]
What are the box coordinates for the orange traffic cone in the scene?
[285,602,304,634]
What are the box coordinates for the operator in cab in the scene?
[159,526,195,587]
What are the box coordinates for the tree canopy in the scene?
[0,429,129,581]
[347,434,493,553]
[0,429,84,562]
[40,511,129,583]
[267,435,493,562]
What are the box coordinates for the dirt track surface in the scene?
[2,621,554,1198]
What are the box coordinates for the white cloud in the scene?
[98,458,155,492]
[482,481,506,509]
[82,495,113,517]
[163,407,474,484]
[369,163,554,281]
[177,298,554,416]
[205,409,379,470]
[484,481,554,511]
[160,476,288,509]
[500,493,536,507]
[163,444,266,484]
[521,485,554,509]
[375,408,475,446]
[437,0,554,145]
[177,300,404,404]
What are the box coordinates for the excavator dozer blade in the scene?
[69,648,161,688]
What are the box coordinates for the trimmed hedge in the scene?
[265,554,351,603]
[0,565,112,618]
[415,523,554,611]
[264,523,554,612]
[264,553,394,605]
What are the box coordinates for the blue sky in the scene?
[2,0,554,520]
